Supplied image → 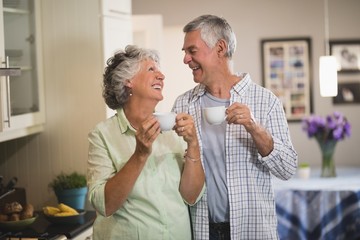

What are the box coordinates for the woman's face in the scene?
[129,59,165,102]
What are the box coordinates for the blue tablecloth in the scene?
[273,168,360,240]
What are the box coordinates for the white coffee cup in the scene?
[153,112,176,131]
[203,106,226,125]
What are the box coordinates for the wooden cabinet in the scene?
[0,0,45,142]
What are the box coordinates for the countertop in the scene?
[0,210,96,240]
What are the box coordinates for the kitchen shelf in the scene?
[0,67,21,76]
[3,7,29,15]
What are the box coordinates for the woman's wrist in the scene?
[183,149,201,163]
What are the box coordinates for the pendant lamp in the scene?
[319,0,338,97]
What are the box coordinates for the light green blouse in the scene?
[87,108,192,240]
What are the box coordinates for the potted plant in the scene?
[49,172,87,209]
[297,162,311,180]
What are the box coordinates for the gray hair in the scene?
[183,15,237,58]
[102,45,160,109]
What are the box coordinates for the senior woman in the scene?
[87,45,205,240]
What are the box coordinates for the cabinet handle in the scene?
[109,9,130,16]
[4,56,11,127]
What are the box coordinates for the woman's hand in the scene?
[174,113,198,147]
[134,116,161,158]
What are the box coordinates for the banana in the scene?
[54,211,79,217]
[43,206,61,216]
[57,203,78,214]
[43,203,79,216]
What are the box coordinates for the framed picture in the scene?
[333,82,360,104]
[330,40,360,73]
[261,38,313,122]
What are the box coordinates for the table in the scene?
[272,168,360,240]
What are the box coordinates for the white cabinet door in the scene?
[102,15,133,63]
[101,14,133,118]
[0,0,45,142]
[101,0,131,16]
[100,0,132,118]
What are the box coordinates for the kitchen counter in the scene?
[0,210,96,240]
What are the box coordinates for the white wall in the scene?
[132,0,360,168]
[161,26,196,112]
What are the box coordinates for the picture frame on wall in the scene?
[261,38,313,122]
[330,40,360,73]
[333,82,360,104]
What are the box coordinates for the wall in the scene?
[132,0,360,168]
[0,0,359,209]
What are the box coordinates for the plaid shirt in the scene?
[172,73,298,240]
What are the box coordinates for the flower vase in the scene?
[318,140,337,178]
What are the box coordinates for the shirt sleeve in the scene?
[258,94,298,180]
[87,127,113,216]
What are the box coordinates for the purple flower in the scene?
[344,122,351,137]
[333,126,343,140]
[326,115,336,130]
[301,112,351,143]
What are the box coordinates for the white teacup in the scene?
[153,112,176,131]
[203,106,226,125]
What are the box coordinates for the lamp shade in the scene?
[319,56,338,97]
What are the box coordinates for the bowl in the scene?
[0,214,38,231]
[44,209,86,225]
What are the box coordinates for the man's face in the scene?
[182,30,218,84]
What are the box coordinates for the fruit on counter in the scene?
[0,201,34,222]
[43,203,79,217]
[0,214,8,221]
[9,213,20,221]
[20,203,35,219]
[54,211,79,216]
[43,206,61,216]
[58,203,78,214]
[3,201,23,214]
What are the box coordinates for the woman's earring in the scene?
[126,80,133,96]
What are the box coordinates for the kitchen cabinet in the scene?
[73,226,93,240]
[102,0,131,16]
[100,0,133,118]
[0,0,45,142]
